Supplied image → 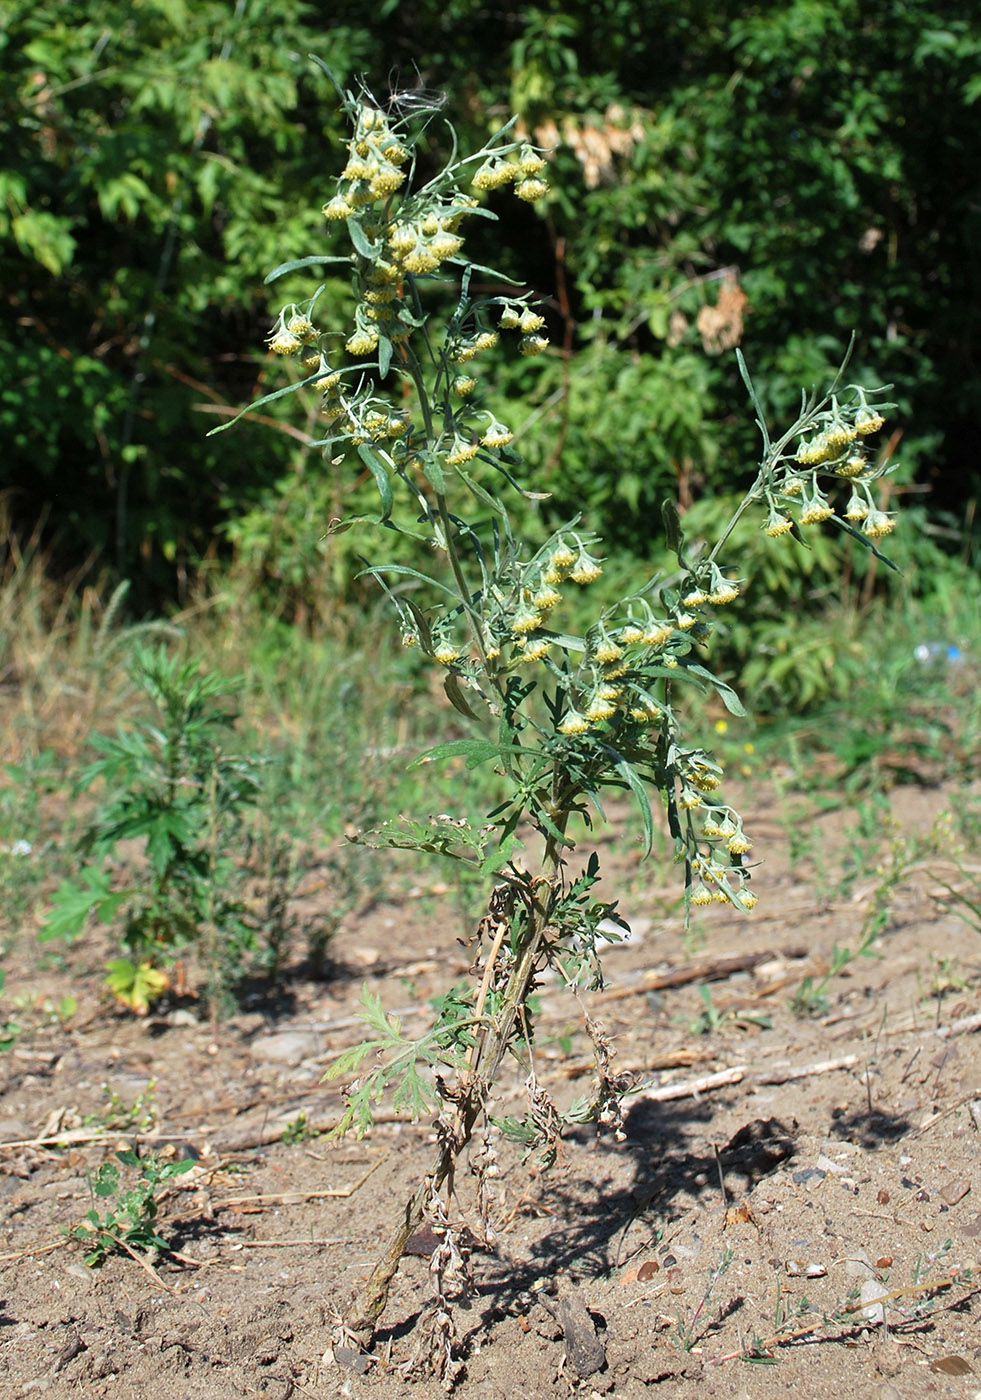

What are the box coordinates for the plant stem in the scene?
[343,818,568,1340]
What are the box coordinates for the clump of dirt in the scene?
[2,781,980,1398]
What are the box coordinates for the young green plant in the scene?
[214,77,901,1352]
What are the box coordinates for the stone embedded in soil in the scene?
[248,1030,323,1065]
[939,1177,971,1206]
[859,1278,890,1324]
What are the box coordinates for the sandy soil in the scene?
[2,780,980,1399]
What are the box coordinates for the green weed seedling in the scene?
[71,1149,194,1268]
[676,1247,736,1351]
[84,1080,157,1133]
[43,646,265,1015]
[217,77,904,1358]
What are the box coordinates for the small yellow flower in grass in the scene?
[569,552,602,584]
[519,333,549,356]
[597,683,622,701]
[473,331,499,353]
[764,512,794,537]
[323,196,353,220]
[683,589,709,607]
[727,833,753,856]
[835,452,867,478]
[518,308,546,333]
[451,375,477,398]
[445,435,480,466]
[621,625,646,645]
[382,142,409,165]
[662,656,679,669]
[678,786,701,810]
[799,494,834,525]
[520,637,550,662]
[781,475,805,497]
[516,177,549,201]
[701,816,726,838]
[345,327,379,356]
[737,889,758,911]
[855,408,884,435]
[480,422,514,449]
[674,612,697,630]
[862,509,895,538]
[434,644,460,665]
[844,493,869,521]
[321,400,346,424]
[690,885,713,907]
[559,710,589,736]
[499,306,521,330]
[643,623,674,646]
[531,585,560,611]
[510,607,544,635]
[314,371,341,392]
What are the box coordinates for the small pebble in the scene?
[939,1178,970,1206]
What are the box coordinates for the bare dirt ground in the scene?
[2,779,980,1399]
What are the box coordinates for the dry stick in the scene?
[595,950,777,1002]
[754,1053,858,1085]
[214,1159,383,1210]
[902,1090,979,1141]
[707,1274,977,1366]
[228,1237,350,1249]
[633,1067,748,1102]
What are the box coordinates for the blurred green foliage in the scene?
[2,0,978,636]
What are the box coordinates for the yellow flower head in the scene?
[519,333,549,356]
[862,510,895,539]
[515,177,549,201]
[518,308,546,333]
[345,327,379,356]
[323,196,353,221]
[520,637,550,662]
[855,408,885,435]
[445,435,480,466]
[569,553,602,584]
[510,607,544,635]
[558,711,589,736]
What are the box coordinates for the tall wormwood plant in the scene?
[214,77,899,1358]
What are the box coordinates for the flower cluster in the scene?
[763,389,896,541]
